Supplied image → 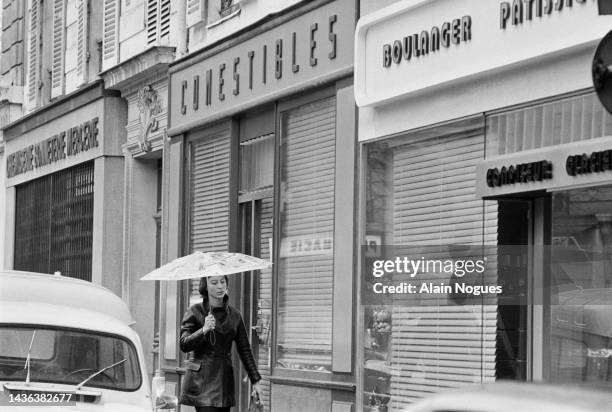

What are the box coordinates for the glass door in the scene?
[235,117,274,411]
[236,196,273,411]
[547,185,612,385]
[496,199,532,381]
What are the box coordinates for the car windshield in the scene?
[0,326,141,391]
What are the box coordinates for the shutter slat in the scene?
[159,0,170,40]
[25,0,39,110]
[75,0,87,84]
[102,0,118,70]
[51,0,65,98]
[147,0,158,44]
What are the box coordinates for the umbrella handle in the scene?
[207,309,216,346]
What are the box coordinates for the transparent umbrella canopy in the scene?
[140,251,271,281]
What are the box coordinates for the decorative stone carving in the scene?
[137,85,162,152]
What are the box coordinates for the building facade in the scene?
[98,0,185,378]
[162,0,359,410]
[1,0,126,287]
[0,0,180,381]
[355,0,612,411]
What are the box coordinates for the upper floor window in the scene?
[101,0,170,71]
[50,0,89,98]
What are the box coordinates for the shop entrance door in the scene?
[236,195,273,411]
[495,195,554,382]
[496,198,533,381]
[235,109,275,411]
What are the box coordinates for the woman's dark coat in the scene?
[179,299,261,408]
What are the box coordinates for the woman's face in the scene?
[207,276,227,299]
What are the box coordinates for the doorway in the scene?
[234,108,275,411]
[496,198,533,381]
[236,196,273,411]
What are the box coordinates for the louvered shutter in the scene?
[25,0,40,111]
[186,0,204,27]
[75,0,88,85]
[276,96,336,371]
[384,132,498,409]
[159,0,170,42]
[51,0,66,98]
[189,124,231,305]
[102,0,119,71]
[256,195,273,411]
[146,0,170,46]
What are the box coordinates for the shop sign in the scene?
[566,149,612,176]
[6,118,100,178]
[382,16,472,68]
[355,0,605,108]
[486,160,553,188]
[169,0,353,133]
[476,137,612,197]
[500,0,588,29]
[279,235,333,257]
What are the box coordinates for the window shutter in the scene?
[186,0,204,27]
[276,96,337,371]
[146,0,158,45]
[75,0,88,86]
[2,0,26,79]
[383,132,498,408]
[189,124,231,305]
[51,0,66,98]
[146,0,170,46]
[25,0,40,111]
[159,0,170,42]
[102,0,119,70]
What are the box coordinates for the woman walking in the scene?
[179,275,262,412]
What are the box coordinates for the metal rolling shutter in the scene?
[189,125,231,304]
[277,96,336,370]
[14,162,94,280]
[387,132,497,409]
[257,195,273,411]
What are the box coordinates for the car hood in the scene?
[0,382,152,412]
[0,404,151,412]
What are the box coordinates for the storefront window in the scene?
[548,185,612,385]
[14,162,94,280]
[361,119,501,410]
[276,96,336,372]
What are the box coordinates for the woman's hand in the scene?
[202,313,216,334]
[251,381,263,399]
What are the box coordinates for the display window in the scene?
[360,94,612,410]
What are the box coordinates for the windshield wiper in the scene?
[75,359,127,390]
[23,330,36,385]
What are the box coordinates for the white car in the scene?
[0,270,177,411]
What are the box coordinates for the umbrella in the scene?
[140,251,271,281]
